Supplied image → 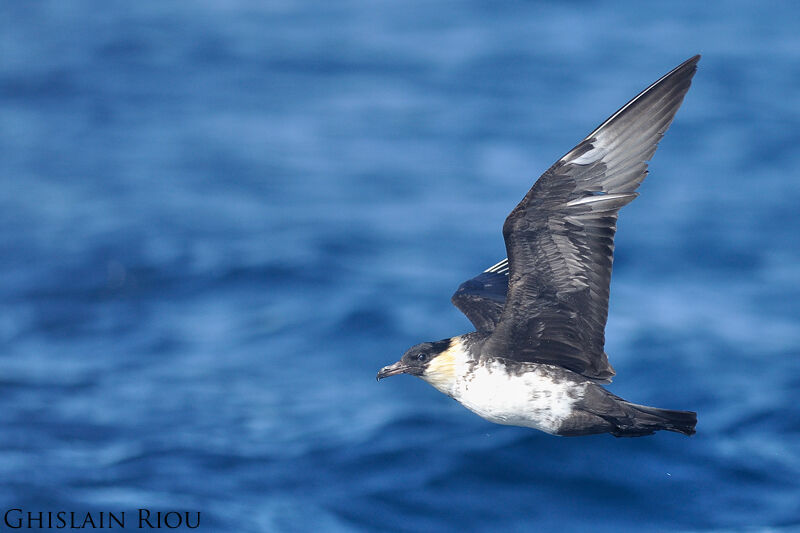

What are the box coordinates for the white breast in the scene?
[454,359,585,434]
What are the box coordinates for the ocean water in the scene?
[1,1,800,531]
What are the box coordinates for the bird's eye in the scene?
[415,353,427,362]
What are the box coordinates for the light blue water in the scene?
[1,1,799,531]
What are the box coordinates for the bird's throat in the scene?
[422,337,464,395]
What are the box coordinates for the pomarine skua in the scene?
[377,55,700,437]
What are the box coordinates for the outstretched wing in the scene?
[451,260,509,332]
[482,55,700,382]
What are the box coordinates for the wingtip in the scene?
[676,54,701,77]
[666,54,701,82]
[574,54,700,149]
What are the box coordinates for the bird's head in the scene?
[377,338,461,393]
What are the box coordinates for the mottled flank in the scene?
[457,360,587,434]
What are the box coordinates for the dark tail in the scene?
[612,402,697,437]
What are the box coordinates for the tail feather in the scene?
[613,402,697,437]
[570,385,697,438]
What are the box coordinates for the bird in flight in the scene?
[377,56,700,437]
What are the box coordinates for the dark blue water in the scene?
[2,1,799,531]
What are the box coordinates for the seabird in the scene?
[377,56,700,437]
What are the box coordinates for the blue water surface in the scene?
[1,1,799,531]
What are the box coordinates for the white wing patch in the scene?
[563,128,612,166]
[568,143,608,165]
[484,258,509,275]
[565,192,635,207]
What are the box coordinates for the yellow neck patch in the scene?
[423,338,461,394]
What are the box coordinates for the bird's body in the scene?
[423,335,582,435]
[412,334,695,437]
[378,56,700,438]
